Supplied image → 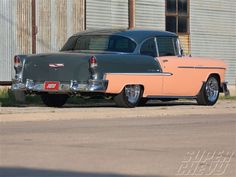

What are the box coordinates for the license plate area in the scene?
[44,81,60,91]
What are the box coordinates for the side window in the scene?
[140,38,157,57]
[157,37,178,56]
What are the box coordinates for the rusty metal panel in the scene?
[71,0,85,33]
[0,0,32,82]
[16,0,32,54]
[0,0,84,82]
[36,0,85,53]
[179,35,190,55]
[56,0,67,50]
[67,0,85,37]
[36,0,51,53]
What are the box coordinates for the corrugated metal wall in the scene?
[36,0,85,53]
[86,0,129,29]
[0,0,32,82]
[190,0,236,85]
[1,0,235,85]
[135,1,190,55]
[135,0,165,30]
[0,0,84,82]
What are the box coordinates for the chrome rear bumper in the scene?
[12,79,108,93]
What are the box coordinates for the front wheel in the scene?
[41,93,68,107]
[197,76,220,106]
[114,85,143,108]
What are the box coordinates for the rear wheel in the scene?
[114,85,143,108]
[197,76,219,106]
[41,93,68,107]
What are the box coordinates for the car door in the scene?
[156,37,198,96]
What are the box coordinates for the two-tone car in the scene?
[12,29,229,107]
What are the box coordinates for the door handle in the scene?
[163,59,168,63]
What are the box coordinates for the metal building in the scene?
[0,0,31,83]
[190,0,236,89]
[86,0,128,29]
[0,0,84,83]
[0,0,235,93]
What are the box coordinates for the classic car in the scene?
[12,29,228,108]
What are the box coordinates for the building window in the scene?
[166,0,189,34]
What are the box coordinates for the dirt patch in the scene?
[0,100,236,122]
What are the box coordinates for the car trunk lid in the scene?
[23,52,91,82]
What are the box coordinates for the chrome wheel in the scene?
[197,75,220,106]
[124,85,141,104]
[113,84,143,108]
[205,77,219,102]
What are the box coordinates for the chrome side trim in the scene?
[178,66,226,70]
[104,72,173,76]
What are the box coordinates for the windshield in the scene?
[61,35,136,53]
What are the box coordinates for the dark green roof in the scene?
[74,28,177,44]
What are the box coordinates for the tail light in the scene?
[89,56,97,68]
[13,55,23,82]
[89,56,98,79]
[14,55,22,67]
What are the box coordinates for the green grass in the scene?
[0,88,111,107]
[0,88,42,107]
[0,88,16,106]
[1,88,235,107]
[219,95,236,100]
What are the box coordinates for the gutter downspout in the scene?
[129,0,135,29]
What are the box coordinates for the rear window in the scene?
[61,35,136,53]
[140,38,157,57]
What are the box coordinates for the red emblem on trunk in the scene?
[44,81,60,90]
